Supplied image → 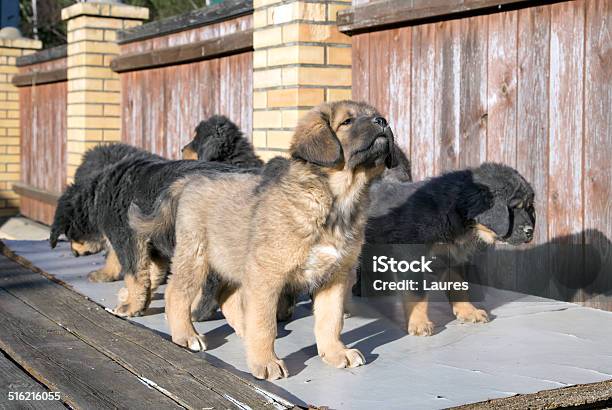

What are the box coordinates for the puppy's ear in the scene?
[384,130,399,169]
[49,211,66,249]
[474,201,510,237]
[459,182,509,237]
[290,104,344,167]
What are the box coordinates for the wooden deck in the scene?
[0,243,294,409]
[1,239,611,409]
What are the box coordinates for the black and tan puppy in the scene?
[51,116,262,285]
[52,143,161,282]
[181,115,263,168]
[358,163,536,335]
[130,101,398,380]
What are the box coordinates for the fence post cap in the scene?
[62,1,149,21]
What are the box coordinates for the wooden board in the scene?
[338,0,532,35]
[0,350,65,410]
[458,15,487,168]
[111,30,253,73]
[0,245,293,409]
[0,286,181,409]
[583,0,612,311]
[12,69,67,87]
[410,23,436,181]
[515,5,551,297]
[434,19,461,174]
[547,0,585,302]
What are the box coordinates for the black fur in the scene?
[54,157,258,282]
[73,143,160,183]
[353,162,536,295]
[50,143,159,248]
[51,117,265,319]
[183,115,264,168]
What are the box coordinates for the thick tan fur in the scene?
[145,101,394,380]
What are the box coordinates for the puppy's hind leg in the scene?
[314,272,365,369]
[445,267,488,324]
[166,235,209,352]
[113,235,153,317]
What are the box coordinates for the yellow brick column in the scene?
[62,2,148,182]
[0,37,41,215]
[252,0,351,160]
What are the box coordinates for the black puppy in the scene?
[356,163,535,335]
[52,115,263,283]
[52,155,259,317]
[181,115,263,167]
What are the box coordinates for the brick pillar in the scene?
[252,0,351,160]
[0,37,41,215]
[62,2,148,182]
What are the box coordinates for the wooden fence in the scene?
[112,1,253,159]
[12,46,67,225]
[340,0,612,309]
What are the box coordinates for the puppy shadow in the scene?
[282,314,407,377]
[202,354,308,407]
[205,323,238,350]
[151,292,164,301]
[143,306,165,316]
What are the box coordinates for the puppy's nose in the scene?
[523,226,534,237]
[373,117,388,128]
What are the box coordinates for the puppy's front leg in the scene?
[89,247,122,282]
[313,273,365,369]
[403,293,434,336]
[243,278,288,380]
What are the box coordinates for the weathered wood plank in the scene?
[0,247,293,409]
[11,69,67,87]
[338,0,531,35]
[0,350,65,410]
[458,15,487,168]
[583,0,612,311]
[486,10,518,167]
[117,0,253,44]
[410,23,436,180]
[548,0,585,302]
[0,286,182,410]
[368,30,391,120]
[351,33,370,103]
[387,28,411,153]
[16,45,67,67]
[434,19,461,174]
[111,30,253,73]
[454,379,612,409]
[515,5,551,297]
[13,183,61,206]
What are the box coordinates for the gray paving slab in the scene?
[6,239,612,409]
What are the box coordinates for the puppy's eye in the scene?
[340,118,353,126]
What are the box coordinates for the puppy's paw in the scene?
[321,348,365,369]
[454,306,489,323]
[112,303,143,318]
[112,289,146,317]
[407,319,434,336]
[249,358,288,380]
[173,333,207,352]
[88,269,117,283]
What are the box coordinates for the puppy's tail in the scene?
[128,177,191,259]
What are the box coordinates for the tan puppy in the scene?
[131,101,397,380]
